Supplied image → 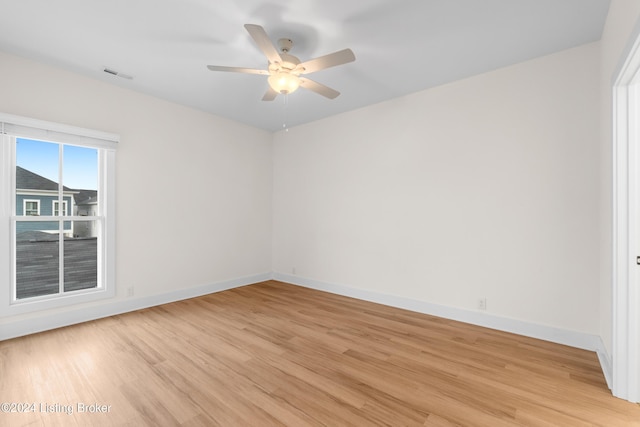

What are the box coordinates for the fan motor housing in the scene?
[280,53,300,69]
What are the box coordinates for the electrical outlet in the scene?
[127,286,134,297]
[478,298,487,310]
[292,267,296,275]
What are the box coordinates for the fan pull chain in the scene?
[282,93,289,132]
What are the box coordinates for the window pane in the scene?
[15,222,60,299]
[64,221,98,292]
[53,201,68,216]
[63,145,99,216]
[16,139,59,216]
[24,200,39,216]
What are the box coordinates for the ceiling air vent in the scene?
[103,67,133,80]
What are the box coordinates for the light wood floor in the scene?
[1,280,639,426]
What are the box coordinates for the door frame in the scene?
[612,21,640,403]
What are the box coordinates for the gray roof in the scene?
[16,166,74,192]
[74,189,98,205]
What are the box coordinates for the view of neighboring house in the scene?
[73,189,98,237]
[15,166,97,238]
[15,166,99,299]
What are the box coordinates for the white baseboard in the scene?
[0,272,272,341]
[2,271,614,390]
[273,272,612,386]
[597,343,613,390]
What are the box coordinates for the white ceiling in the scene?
[0,0,610,132]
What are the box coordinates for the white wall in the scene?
[0,51,273,334]
[273,42,602,335]
[598,0,640,366]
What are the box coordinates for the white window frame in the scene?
[23,199,40,216]
[52,199,68,216]
[0,113,118,316]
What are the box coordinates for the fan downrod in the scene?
[277,38,294,53]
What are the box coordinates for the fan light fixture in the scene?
[268,71,300,94]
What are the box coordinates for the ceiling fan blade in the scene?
[244,24,282,64]
[299,77,340,99]
[299,49,355,74]
[207,65,269,75]
[262,87,279,101]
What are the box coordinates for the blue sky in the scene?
[16,138,98,190]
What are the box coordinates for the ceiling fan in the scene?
[207,24,356,101]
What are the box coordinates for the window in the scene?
[0,113,118,315]
[23,199,39,216]
[53,200,67,216]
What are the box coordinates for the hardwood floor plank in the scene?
[1,280,639,426]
